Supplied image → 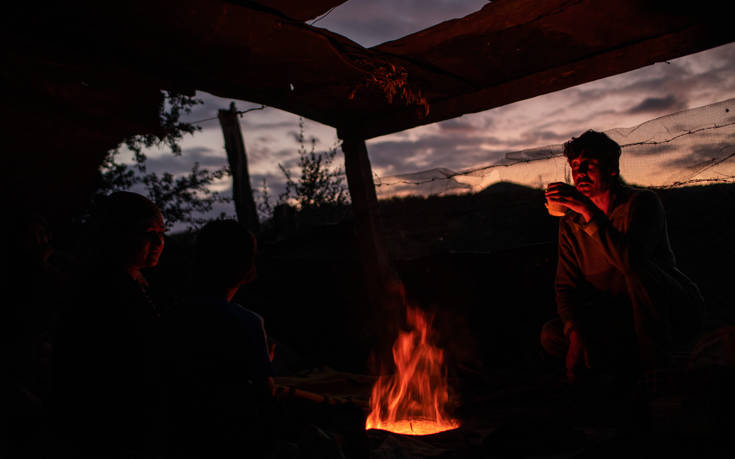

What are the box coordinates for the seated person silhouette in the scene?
[541,130,703,384]
[166,219,274,458]
[7,212,58,457]
[52,191,167,457]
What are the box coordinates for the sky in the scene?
[125,0,735,229]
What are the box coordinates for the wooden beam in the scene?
[351,0,735,138]
[340,132,404,364]
[355,23,733,139]
[340,133,397,288]
[218,103,260,232]
[5,0,372,127]
[6,0,733,141]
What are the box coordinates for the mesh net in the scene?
[374,98,735,198]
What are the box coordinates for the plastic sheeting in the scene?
[374,99,735,199]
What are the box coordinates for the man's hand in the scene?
[566,329,590,383]
[545,182,596,223]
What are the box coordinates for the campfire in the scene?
[366,306,459,436]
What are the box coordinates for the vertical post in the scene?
[340,131,404,368]
[218,102,260,232]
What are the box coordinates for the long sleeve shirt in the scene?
[555,187,686,337]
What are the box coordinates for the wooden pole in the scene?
[218,102,260,232]
[339,131,405,368]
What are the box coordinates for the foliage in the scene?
[347,58,429,117]
[256,178,275,222]
[97,90,231,230]
[120,91,202,161]
[141,165,230,229]
[277,118,349,211]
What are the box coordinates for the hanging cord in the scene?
[187,105,267,125]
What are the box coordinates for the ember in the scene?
[366,306,459,436]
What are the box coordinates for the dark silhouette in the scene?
[165,219,274,458]
[541,130,704,383]
[6,212,60,458]
[52,191,167,457]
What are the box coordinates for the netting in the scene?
[374,99,735,199]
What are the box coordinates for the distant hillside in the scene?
[189,182,735,372]
[378,181,735,318]
[379,182,555,259]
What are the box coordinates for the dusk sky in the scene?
[124,1,735,228]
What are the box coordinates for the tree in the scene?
[277,118,349,212]
[96,90,231,230]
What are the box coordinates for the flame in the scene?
[366,306,459,435]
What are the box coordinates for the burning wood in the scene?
[366,306,459,435]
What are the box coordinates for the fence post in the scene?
[218,102,260,232]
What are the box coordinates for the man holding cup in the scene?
[541,130,703,384]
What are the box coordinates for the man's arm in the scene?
[580,190,665,275]
[555,221,591,381]
[555,219,584,336]
[547,184,666,275]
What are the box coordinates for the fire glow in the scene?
[366,306,459,436]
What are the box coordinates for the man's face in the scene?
[570,154,617,198]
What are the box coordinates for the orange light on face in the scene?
[366,306,459,436]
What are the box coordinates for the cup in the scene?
[544,184,567,217]
[545,200,567,217]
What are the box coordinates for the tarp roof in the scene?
[8,0,733,139]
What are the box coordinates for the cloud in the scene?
[366,132,503,175]
[244,119,299,130]
[623,143,678,157]
[277,156,300,171]
[503,129,574,149]
[143,147,228,176]
[246,144,275,163]
[627,95,687,115]
[181,146,215,156]
[438,118,480,133]
[664,142,735,169]
[272,147,296,160]
[286,130,301,143]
